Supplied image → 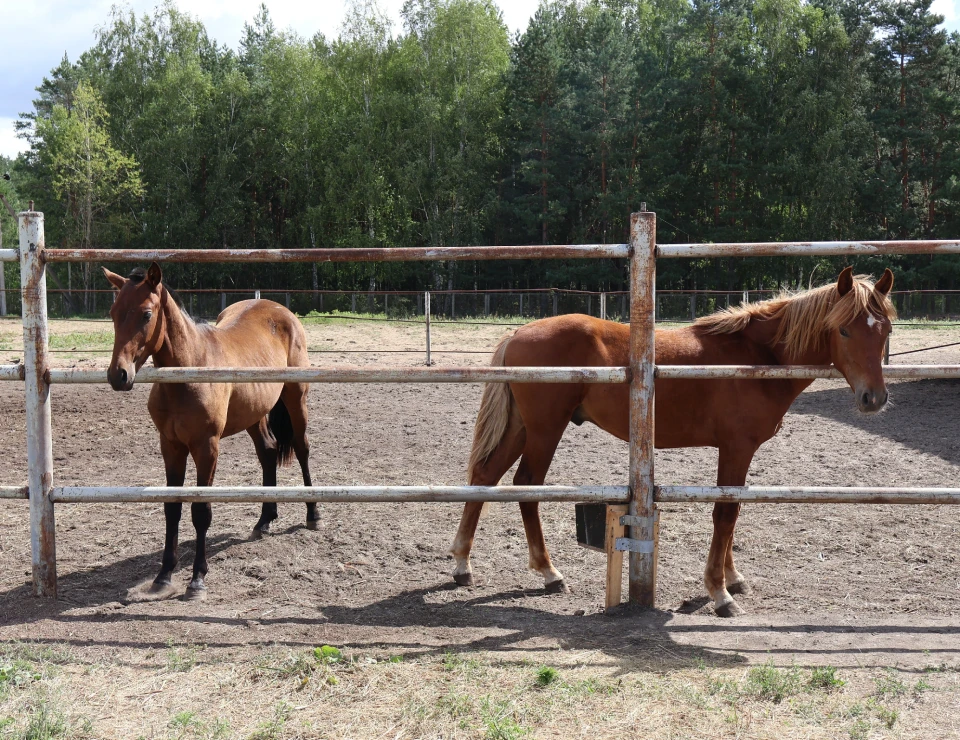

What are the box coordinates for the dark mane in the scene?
[127,267,204,322]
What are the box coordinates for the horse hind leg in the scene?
[280,383,318,529]
[513,431,569,593]
[248,420,279,538]
[450,412,525,587]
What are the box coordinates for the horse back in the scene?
[502,314,803,451]
[213,299,309,368]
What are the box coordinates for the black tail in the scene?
[268,400,295,467]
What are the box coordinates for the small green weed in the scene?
[248,702,292,740]
[914,677,933,694]
[165,643,198,673]
[479,698,530,740]
[19,700,68,740]
[809,666,845,691]
[742,663,802,703]
[313,645,342,664]
[874,703,898,729]
[848,718,870,740]
[874,669,906,698]
[535,666,559,687]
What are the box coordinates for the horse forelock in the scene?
[696,275,896,360]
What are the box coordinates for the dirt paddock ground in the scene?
[0,315,959,738]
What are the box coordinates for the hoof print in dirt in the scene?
[545,579,571,594]
[125,581,180,603]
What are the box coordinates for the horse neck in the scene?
[744,314,832,366]
[152,287,204,368]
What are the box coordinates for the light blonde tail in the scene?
[467,333,514,486]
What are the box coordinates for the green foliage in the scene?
[478,697,530,740]
[741,663,803,703]
[313,645,342,664]
[8,0,960,300]
[873,669,907,698]
[534,666,559,687]
[809,666,845,691]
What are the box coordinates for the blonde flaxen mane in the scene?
[696,275,897,360]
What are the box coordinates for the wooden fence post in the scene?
[627,208,657,605]
[425,291,432,366]
[19,209,56,597]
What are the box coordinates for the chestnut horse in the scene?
[453,267,895,616]
[103,262,315,600]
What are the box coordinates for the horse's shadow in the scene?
[796,379,960,466]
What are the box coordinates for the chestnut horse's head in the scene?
[102,262,166,391]
[826,266,895,414]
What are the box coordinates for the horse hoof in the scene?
[727,581,751,596]
[715,600,743,618]
[545,579,571,595]
[148,581,177,597]
[305,520,320,531]
[453,573,474,587]
[184,586,207,602]
[251,525,270,540]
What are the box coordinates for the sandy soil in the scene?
[0,314,959,737]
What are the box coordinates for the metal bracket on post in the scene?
[616,512,659,554]
[19,209,56,597]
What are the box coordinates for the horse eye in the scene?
[839,327,850,338]
[143,311,152,321]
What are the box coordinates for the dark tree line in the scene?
[6,0,960,302]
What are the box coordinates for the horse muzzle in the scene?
[108,365,135,392]
[856,387,888,414]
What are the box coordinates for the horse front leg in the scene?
[185,438,219,600]
[705,446,753,618]
[150,438,188,597]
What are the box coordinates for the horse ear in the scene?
[102,267,125,291]
[874,268,894,296]
[146,261,162,290]
[836,266,854,297]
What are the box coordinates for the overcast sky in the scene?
[0,0,543,159]
[2,0,958,159]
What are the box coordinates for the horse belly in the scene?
[221,382,284,437]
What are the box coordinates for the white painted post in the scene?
[19,210,56,597]
[221,292,226,312]
[255,289,261,300]
[600,292,606,320]
[425,291,432,366]
[628,208,657,606]
[690,294,696,322]
[484,294,490,316]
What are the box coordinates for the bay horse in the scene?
[103,262,315,600]
[453,267,895,617]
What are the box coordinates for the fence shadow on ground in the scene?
[794,378,960,466]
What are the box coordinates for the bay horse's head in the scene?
[826,266,895,414]
[102,262,166,391]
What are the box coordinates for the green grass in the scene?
[741,663,803,703]
[809,666,845,691]
[534,666,559,688]
[47,331,113,349]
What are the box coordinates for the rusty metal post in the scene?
[425,291,432,366]
[628,209,656,605]
[19,210,56,597]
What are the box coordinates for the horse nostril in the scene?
[861,392,871,407]
[118,368,127,385]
